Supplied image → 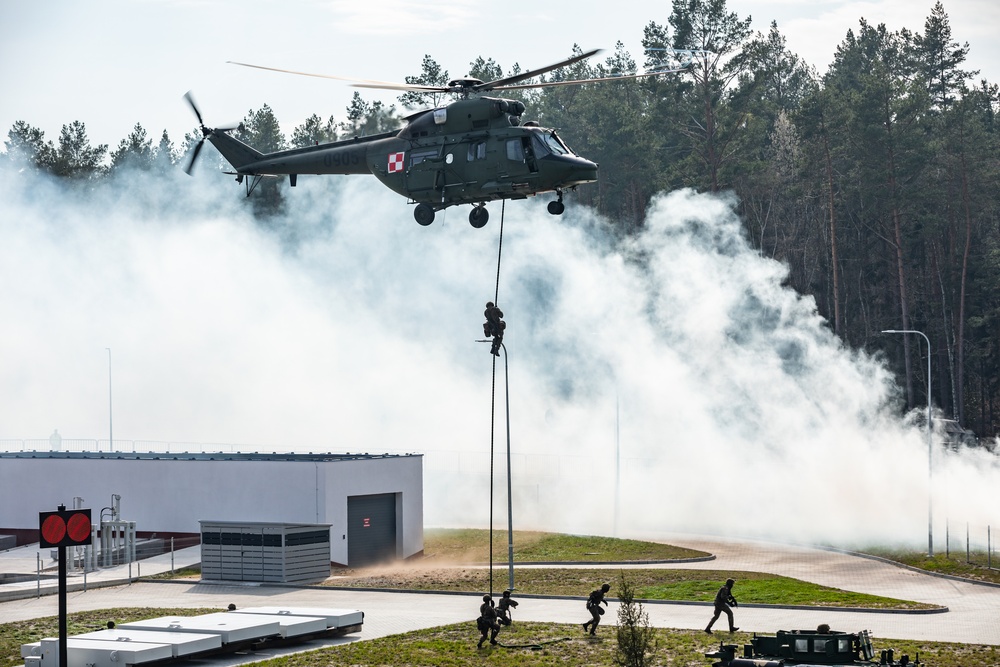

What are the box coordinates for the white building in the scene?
[0,451,423,567]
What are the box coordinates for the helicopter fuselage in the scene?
[203,96,597,227]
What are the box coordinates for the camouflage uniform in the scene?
[582,583,610,635]
[497,590,518,626]
[484,302,505,355]
[705,578,738,634]
[477,595,500,648]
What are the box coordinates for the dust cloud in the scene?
[0,165,995,548]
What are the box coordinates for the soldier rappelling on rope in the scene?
[483,301,506,356]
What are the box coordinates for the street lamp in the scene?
[105,348,113,453]
[500,342,513,592]
[882,329,933,557]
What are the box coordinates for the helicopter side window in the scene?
[467,141,487,161]
[410,148,439,166]
[505,139,524,162]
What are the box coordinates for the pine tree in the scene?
[614,572,656,667]
[398,54,450,109]
[110,123,154,172]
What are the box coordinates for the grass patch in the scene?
[858,548,1000,585]
[188,621,1000,667]
[5,611,989,667]
[0,608,218,667]
[423,529,709,563]
[144,566,201,580]
[323,567,936,610]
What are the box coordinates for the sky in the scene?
[2,0,999,546]
[2,0,998,151]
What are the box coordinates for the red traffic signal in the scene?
[39,509,92,548]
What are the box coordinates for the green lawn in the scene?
[857,547,1000,585]
[423,529,709,562]
[12,616,983,667]
[324,566,936,610]
[262,622,1000,667]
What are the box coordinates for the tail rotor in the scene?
[182,91,239,175]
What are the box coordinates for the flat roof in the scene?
[0,451,421,462]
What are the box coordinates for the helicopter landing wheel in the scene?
[414,203,435,226]
[547,200,565,215]
[469,205,489,228]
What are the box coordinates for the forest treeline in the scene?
[3,1,999,439]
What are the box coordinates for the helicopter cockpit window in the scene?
[468,141,487,161]
[505,139,524,162]
[433,108,447,125]
[541,131,570,155]
[531,133,551,157]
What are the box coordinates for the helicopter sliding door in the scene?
[502,136,538,183]
[405,147,443,199]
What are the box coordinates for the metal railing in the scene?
[944,520,998,570]
[0,439,247,454]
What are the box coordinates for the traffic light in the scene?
[39,508,92,548]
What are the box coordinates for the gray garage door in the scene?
[347,493,397,567]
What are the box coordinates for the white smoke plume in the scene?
[1,164,996,548]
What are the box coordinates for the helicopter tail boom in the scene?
[204,131,266,172]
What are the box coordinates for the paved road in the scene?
[1,533,998,648]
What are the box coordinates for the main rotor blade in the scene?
[475,48,602,91]
[351,82,450,93]
[228,61,359,82]
[495,67,689,91]
[228,61,420,89]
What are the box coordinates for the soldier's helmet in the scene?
[483,594,492,602]
[726,578,735,586]
[601,583,610,592]
[486,302,495,309]
[502,590,511,597]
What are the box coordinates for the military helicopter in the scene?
[184,49,694,228]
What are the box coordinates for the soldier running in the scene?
[582,583,610,635]
[705,578,739,634]
[476,594,501,648]
[497,589,518,626]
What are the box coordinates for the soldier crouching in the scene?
[477,594,501,648]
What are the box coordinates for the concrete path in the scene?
[1,534,998,648]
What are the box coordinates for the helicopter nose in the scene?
[552,154,598,187]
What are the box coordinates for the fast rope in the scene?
[488,200,505,598]
[484,218,566,650]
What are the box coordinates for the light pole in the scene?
[479,338,515,591]
[500,342,513,592]
[614,393,620,538]
[105,348,113,453]
[882,329,933,557]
